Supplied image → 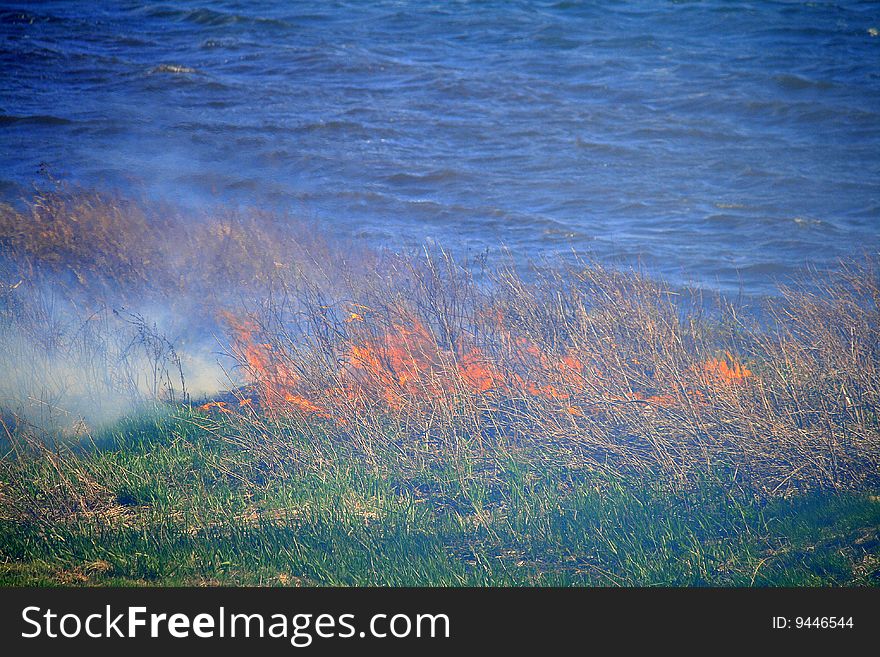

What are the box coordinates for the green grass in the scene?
[1,410,877,587]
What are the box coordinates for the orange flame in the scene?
[219,309,755,423]
[284,393,331,418]
[702,352,752,384]
[197,400,233,414]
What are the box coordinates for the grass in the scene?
[1,410,878,586]
[0,185,878,586]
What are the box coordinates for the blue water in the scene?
[2,1,879,295]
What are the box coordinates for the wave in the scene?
[149,64,199,75]
[0,114,73,126]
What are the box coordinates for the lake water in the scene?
[2,1,879,295]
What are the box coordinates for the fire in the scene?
[221,311,305,411]
[702,352,752,384]
[198,400,233,414]
[284,393,331,418]
[344,318,504,408]
[218,309,756,424]
[458,348,501,393]
[221,310,508,419]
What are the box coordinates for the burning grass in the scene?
[0,186,878,585]
[212,250,879,496]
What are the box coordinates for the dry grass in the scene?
[212,249,879,496]
[0,186,878,587]
[1,186,878,496]
[0,185,359,309]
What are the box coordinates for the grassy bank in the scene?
[1,187,879,586]
[1,410,878,586]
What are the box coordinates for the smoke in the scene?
[0,280,235,434]
[0,183,542,435]
[0,186,334,435]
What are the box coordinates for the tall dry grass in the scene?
[1,186,878,495]
[0,185,370,427]
[216,248,880,496]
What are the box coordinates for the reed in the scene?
[0,186,878,585]
[214,248,880,496]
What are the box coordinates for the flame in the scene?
[284,393,331,418]
[458,348,501,393]
[222,310,508,419]
[702,352,752,384]
[219,309,756,423]
[344,318,505,408]
[644,394,677,407]
[221,311,303,412]
[198,400,233,414]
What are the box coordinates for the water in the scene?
[2,1,879,295]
